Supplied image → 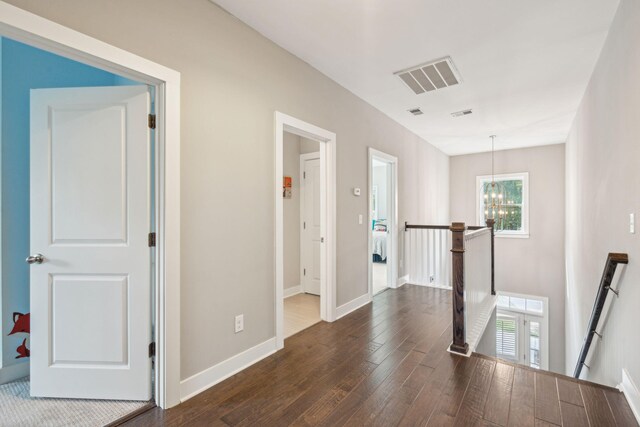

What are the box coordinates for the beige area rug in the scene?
[0,378,150,427]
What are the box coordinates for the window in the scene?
[476,172,529,238]
[495,292,548,370]
[496,314,518,362]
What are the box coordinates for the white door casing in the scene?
[367,148,398,299]
[30,86,152,400]
[275,111,336,350]
[301,154,321,295]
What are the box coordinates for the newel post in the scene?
[449,222,468,355]
[485,218,496,295]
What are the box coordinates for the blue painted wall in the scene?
[0,37,142,371]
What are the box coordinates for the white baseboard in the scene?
[0,362,29,385]
[335,293,371,320]
[180,337,277,402]
[284,285,302,298]
[397,275,409,287]
[619,369,640,424]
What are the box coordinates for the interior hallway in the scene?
[123,285,636,426]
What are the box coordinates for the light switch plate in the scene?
[358,214,363,225]
[631,213,635,234]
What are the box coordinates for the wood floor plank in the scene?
[557,377,584,407]
[425,354,479,426]
[603,388,640,427]
[453,357,497,426]
[508,368,535,427]
[342,350,426,425]
[311,347,414,427]
[398,352,461,427]
[534,373,562,425]
[369,364,435,427]
[483,362,515,426]
[559,401,590,427]
[580,384,617,427]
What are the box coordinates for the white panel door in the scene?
[29,86,152,400]
[301,157,321,295]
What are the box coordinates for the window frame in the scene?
[476,172,529,238]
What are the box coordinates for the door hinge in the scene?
[303,172,306,179]
[303,222,306,230]
[304,268,306,276]
[148,232,156,247]
[148,114,156,129]
[149,342,156,358]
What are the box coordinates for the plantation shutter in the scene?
[496,314,518,361]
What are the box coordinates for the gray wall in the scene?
[4,0,450,380]
[283,132,318,291]
[450,144,565,373]
[565,0,640,387]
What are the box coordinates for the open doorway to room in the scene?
[283,132,321,338]
[275,112,336,350]
[0,35,156,426]
[368,148,398,297]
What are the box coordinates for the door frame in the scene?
[368,148,398,298]
[275,112,336,349]
[0,2,181,408]
[299,152,321,295]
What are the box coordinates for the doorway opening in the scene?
[283,132,320,338]
[275,112,336,350]
[368,148,398,297]
[0,34,156,425]
[0,1,181,409]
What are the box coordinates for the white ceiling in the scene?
[211,0,619,155]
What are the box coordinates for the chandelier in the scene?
[483,135,505,225]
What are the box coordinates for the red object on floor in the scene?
[9,312,30,335]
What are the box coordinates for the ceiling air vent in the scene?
[395,57,462,95]
[408,107,423,116]
[451,109,473,117]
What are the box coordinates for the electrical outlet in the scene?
[235,314,244,333]
[430,276,435,283]
[358,214,363,225]
[631,213,635,234]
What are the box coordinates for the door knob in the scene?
[26,254,45,264]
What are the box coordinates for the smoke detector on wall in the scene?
[395,56,462,95]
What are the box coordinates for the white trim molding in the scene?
[336,293,372,320]
[275,112,337,350]
[0,362,29,385]
[397,275,410,287]
[180,338,277,403]
[367,148,399,299]
[619,369,640,424]
[0,1,181,408]
[284,286,302,298]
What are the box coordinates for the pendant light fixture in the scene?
[482,135,505,226]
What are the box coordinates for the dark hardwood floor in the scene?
[123,285,638,426]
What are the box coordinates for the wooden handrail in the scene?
[573,252,629,378]
[404,222,486,231]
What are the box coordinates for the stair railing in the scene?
[573,252,629,378]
